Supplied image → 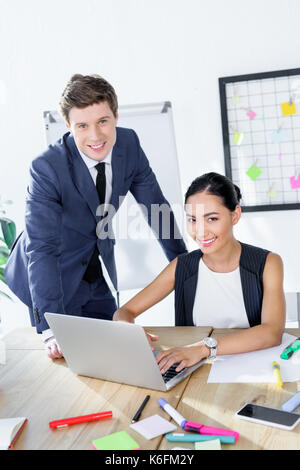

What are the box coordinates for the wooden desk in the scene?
[1,326,212,450]
[159,328,300,451]
[1,327,299,450]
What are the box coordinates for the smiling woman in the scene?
[113,172,286,374]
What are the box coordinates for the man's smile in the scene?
[88,142,106,151]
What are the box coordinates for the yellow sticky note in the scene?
[195,439,221,450]
[281,101,296,116]
[268,188,276,198]
[233,131,244,145]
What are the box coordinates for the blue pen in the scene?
[166,433,235,444]
[282,391,300,413]
[158,398,187,428]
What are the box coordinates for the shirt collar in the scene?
[78,148,112,170]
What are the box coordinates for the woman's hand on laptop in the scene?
[113,307,135,323]
[113,307,159,348]
[146,332,159,351]
[44,336,64,359]
[156,342,209,374]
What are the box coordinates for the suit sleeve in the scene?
[129,131,187,261]
[25,156,65,332]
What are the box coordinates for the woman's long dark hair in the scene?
[185,172,242,211]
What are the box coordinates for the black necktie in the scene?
[83,162,106,283]
[95,162,106,209]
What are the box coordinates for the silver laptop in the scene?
[45,313,205,391]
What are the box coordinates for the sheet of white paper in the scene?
[208,333,300,383]
[130,414,177,440]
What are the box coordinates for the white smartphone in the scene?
[236,403,300,431]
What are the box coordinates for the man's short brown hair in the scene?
[59,74,118,122]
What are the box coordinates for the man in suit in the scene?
[5,74,187,358]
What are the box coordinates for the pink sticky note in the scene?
[247,110,256,119]
[290,175,300,189]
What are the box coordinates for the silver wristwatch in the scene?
[202,337,218,360]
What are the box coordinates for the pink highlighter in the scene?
[184,420,239,441]
[158,399,239,441]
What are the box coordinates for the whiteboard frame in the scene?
[219,67,300,212]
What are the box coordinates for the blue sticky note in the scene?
[272,129,286,144]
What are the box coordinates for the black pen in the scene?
[131,395,150,423]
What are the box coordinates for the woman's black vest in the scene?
[174,242,269,327]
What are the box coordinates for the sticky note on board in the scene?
[232,94,239,104]
[290,175,300,190]
[268,187,276,198]
[233,131,244,145]
[247,110,256,119]
[195,439,221,450]
[130,414,176,440]
[281,101,296,116]
[272,129,285,144]
[92,431,140,450]
[246,163,262,181]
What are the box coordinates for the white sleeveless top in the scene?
[192,259,250,328]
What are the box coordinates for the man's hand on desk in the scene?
[156,342,210,374]
[44,337,64,359]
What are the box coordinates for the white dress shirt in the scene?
[42,149,113,342]
[192,259,250,328]
[79,149,113,205]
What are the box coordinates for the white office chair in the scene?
[285,292,300,327]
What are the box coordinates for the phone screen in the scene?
[237,404,300,427]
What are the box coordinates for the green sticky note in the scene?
[195,439,221,450]
[233,131,244,145]
[92,430,140,450]
[246,164,262,181]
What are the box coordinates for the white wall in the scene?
[1,0,300,333]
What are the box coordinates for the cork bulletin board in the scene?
[219,68,300,212]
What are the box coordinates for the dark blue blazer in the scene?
[5,128,187,332]
[174,242,269,327]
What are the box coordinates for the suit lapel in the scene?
[110,138,126,210]
[66,134,99,222]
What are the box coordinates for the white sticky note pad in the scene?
[195,439,221,450]
[130,414,177,440]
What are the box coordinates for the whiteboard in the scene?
[43,102,186,291]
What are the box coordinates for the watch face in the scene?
[204,337,217,348]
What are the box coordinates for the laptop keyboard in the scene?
[161,363,186,383]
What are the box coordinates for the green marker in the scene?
[280,338,300,360]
